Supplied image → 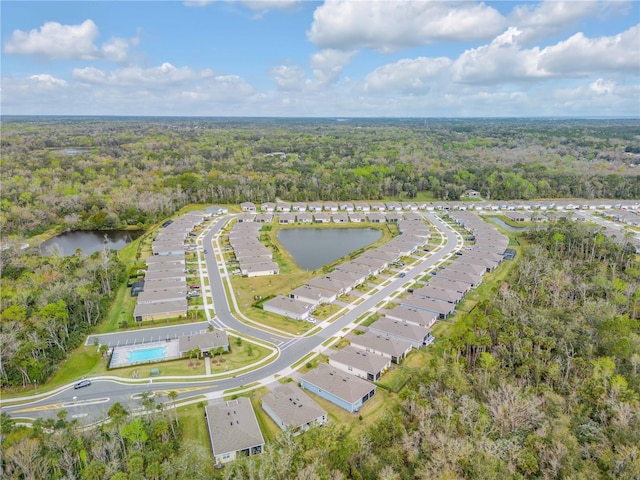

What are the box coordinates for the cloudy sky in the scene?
[2,0,639,117]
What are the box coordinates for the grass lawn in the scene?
[1,338,273,400]
[244,307,315,336]
[358,313,380,327]
[111,358,207,378]
[296,355,327,374]
[291,353,315,369]
[376,364,412,393]
[303,383,395,438]
[313,303,343,320]
[97,282,137,333]
[248,388,283,443]
[337,293,359,304]
[224,382,261,395]
[331,338,350,350]
[1,344,104,399]
[177,403,213,460]
[105,340,272,379]
[209,342,272,374]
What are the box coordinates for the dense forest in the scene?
[223,222,640,479]
[2,221,639,479]
[1,117,639,237]
[0,247,123,388]
[1,392,213,480]
[1,118,639,478]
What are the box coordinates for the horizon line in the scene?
[2,114,639,120]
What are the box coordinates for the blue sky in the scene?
[2,0,639,117]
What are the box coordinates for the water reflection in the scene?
[278,228,382,270]
[41,230,142,256]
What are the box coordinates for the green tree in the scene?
[120,419,148,451]
[82,460,106,480]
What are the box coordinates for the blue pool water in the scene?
[128,346,167,363]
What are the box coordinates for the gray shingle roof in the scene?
[347,332,413,358]
[330,346,391,375]
[178,331,229,354]
[262,383,326,429]
[206,398,264,457]
[301,363,375,404]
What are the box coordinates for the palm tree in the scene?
[167,390,179,430]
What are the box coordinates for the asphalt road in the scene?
[3,213,461,423]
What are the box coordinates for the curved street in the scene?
[2,213,461,423]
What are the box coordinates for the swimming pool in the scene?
[108,340,181,368]
[128,346,167,363]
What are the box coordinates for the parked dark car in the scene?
[74,379,91,389]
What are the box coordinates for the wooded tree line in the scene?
[1,118,638,236]
[218,222,640,479]
[0,247,124,388]
[1,394,215,480]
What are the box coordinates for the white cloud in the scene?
[270,65,307,91]
[27,74,68,88]
[178,75,257,104]
[307,0,505,52]
[3,69,258,115]
[73,63,214,86]
[452,28,548,84]
[552,78,640,115]
[589,78,616,95]
[3,19,137,62]
[538,24,640,75]
[4,19,99,60]
[452,24,640,84]
[364,57,451,94]
[1,74,72,113]
[3,68,638,117]
[184,0,299,10]
[240,0,300,11]
[101,38,132,63]
[509,0,601,44]
[310,49,356,86]
[183,0,214,6]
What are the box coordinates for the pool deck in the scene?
[109,339,181,369]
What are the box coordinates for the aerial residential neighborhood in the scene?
[2,88,639,480]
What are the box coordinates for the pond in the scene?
[486,217,529,232]
[40,230,143,256]
[277,228,382,271]
[53,147,94,156]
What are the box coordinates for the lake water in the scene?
[41,230,143,256]
[486,217,528,232]
[55,147,93,155]
[278,228,382,270]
